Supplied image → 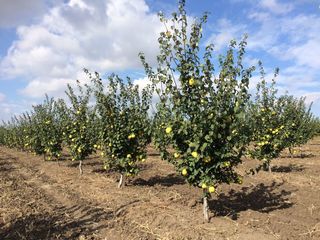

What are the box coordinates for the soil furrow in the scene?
[1,141,320,240]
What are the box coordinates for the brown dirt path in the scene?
[1,138,320,239]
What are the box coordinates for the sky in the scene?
[0,0,320,121]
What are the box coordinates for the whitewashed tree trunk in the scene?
[203,189,210,222]
[118,174,124,188]
[79,160,83,175]
[268,162,272,173]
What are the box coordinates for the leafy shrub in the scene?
[89,71,152,187]
[59,81,96,174]
[31,96,63,160]
[140,0,255,221]
[249,64,315,171]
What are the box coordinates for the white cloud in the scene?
[0,0,51,28]
[230,0,294,15]
[68,0,94,11]
[133,76,151,90]
[20,78,73,98]
[0,0,163,98]
[246,13,320,68]
[20,69,94,99]
[248,11,271,22]
[285,39,320,69]
[133,75,159,113]
[0,93,5,102]
[243,55,260,67]
[259,0,294,15]
[276,69,320,92]
[303,92,320,105]
[205,19,246,51]
[0,100,37,122]
[239,7,320,106]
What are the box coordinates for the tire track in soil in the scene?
[0,149,117,240]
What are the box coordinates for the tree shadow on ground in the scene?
[131,174,185,187]
[91,168,118,175]
[0,159,15,172]
[67,160,102,168]
[0,163,14,172]
[210,181,294,220]
[56,153,100,163]
[0,205,112,240]
[271,164,305,173]
[91,168,108,174]
[0,155,17,161]
[0,156,8,161]
[298,153,315,158]
[148,152,160,157]
[281,153,315,159]
[53,156,72,162]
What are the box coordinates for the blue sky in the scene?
[0,0,320,121]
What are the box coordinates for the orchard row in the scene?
[0,0,318,221]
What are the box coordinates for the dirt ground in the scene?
[1,138,320,240]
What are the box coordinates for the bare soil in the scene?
[1,138,320,240]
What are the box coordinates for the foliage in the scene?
[59,81,96,165]
[31,96,63,160]
[249,64,315,171]
[0,0,319,223]
[0,96,63,160]
[140,0,254,196]
[89,70,152,184]
[280,95,316,151]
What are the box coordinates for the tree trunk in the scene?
[118,174,124,188]
[263,160,272,173]
[79,160,83,175]
[268,162,272,173]
[203,189,210,223]
[289,147,293,158]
